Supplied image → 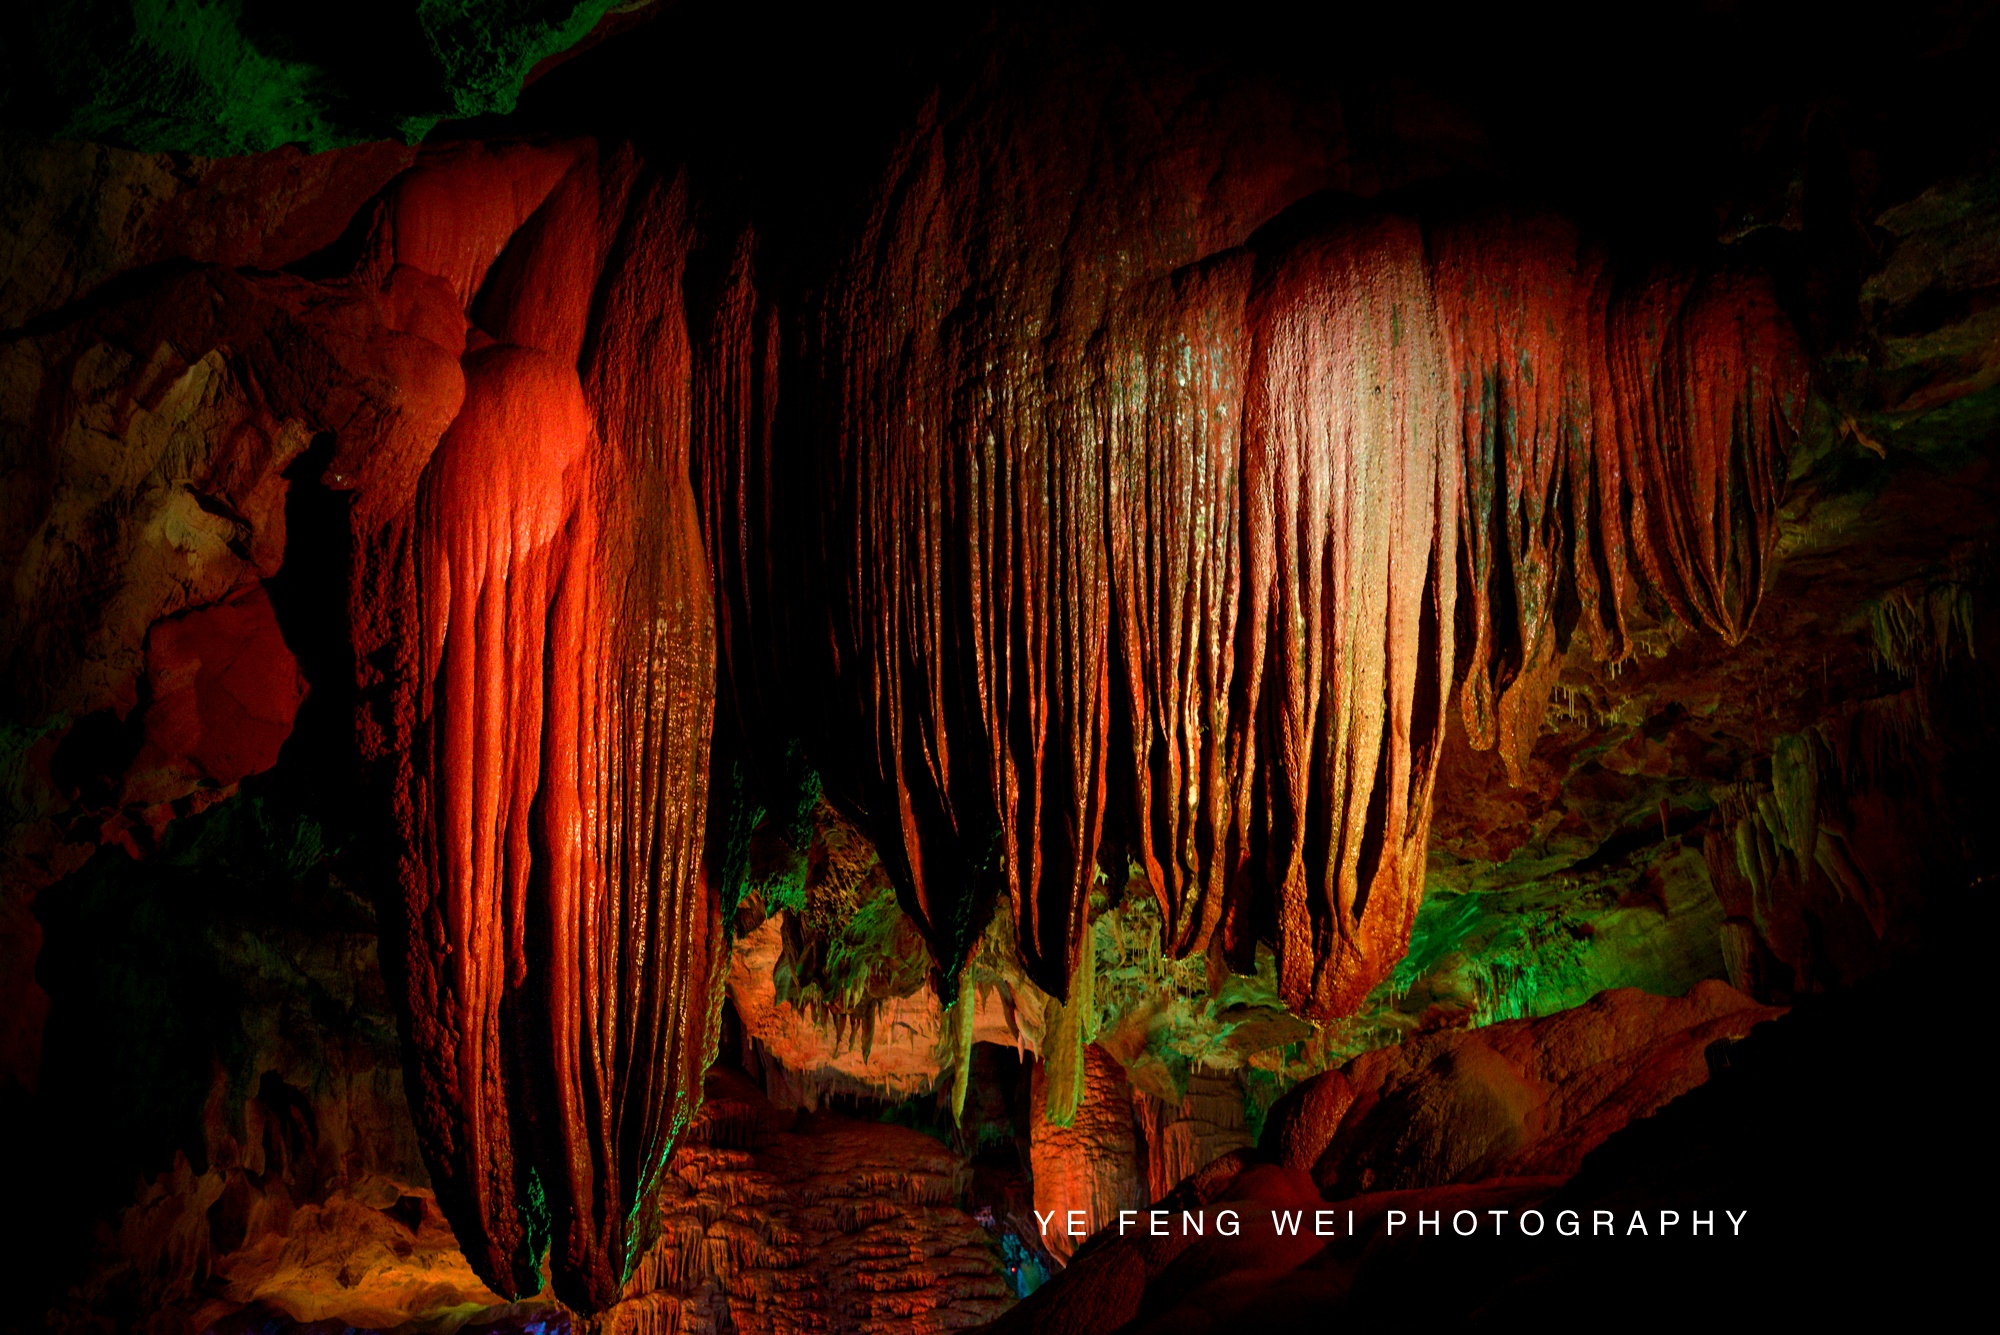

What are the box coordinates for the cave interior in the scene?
[1,2,1995,1331]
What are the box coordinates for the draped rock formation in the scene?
[357,142,721,1309]
[817,67,1340,999]
[1428,210,1588,779]
[819,84,1807,1022]
[1242,212,1458,1019]
[1104,255,1259,966]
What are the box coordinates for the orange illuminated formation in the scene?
[360,144,720,1308]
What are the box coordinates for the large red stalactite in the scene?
[1241,212,1458,1018]
[1427,209,1588,781]
[356,142,720,1308]
[1569,259,1808,660]
[1104,254,1259,963]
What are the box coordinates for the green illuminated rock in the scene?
[2,0,630,157]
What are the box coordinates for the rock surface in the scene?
[601,1069,1013,1334]
[984,984,1783,1333]
[1267,982,1782,1196]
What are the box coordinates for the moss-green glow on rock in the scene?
[6,1,627,157]
[417,0,620,121]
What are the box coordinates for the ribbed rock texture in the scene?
[2,128,1810,1325]
[357,143,722,1309]
[817,75,1807,1021]
[24,13,1995,1329]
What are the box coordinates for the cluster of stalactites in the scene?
[1431,209,1808,780]
[365,142,721,1311]
[823,187,1806,1022]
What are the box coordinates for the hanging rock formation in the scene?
[9,9,1997,1331]
[358,142,721,1310]
[815,61,1346,1000]
[1427,210,1588,778]
[1242,211,1458,1019]
[818,78,1807,1023]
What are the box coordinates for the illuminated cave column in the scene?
[373,145,720,1310]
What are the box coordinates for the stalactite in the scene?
[1423,225,1803,775]
[1629,269,1807,642]
[816,60,1336,1001]
[360,130,1812,1242]
[1426,211,1587,780]
[947,969,976,1123]
[1241,212,1458,1020]
[1575,262,1807,654]
[1039,924,1095,1127]
[369,145,720,1311]
[1104,255,1259,959]
[821,101,1119,1001]
[689,228,785,764]
[821,106,1803,1019]
[556,166,721,1309]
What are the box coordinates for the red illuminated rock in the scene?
[816,62,1345,998]
[995,985,1782,1332]
[601,1068,1012,1332]
[362,143,721,1309]
[1242,211,1458,1019]
[114,583,307,840]
[1426,210,1588,779]
[1105,257,1260,961]
[983,1161,1328,1335]
[816,78,1806,1023]
[1029,1045,1145,1264]
[1131,1072,1255,1206]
